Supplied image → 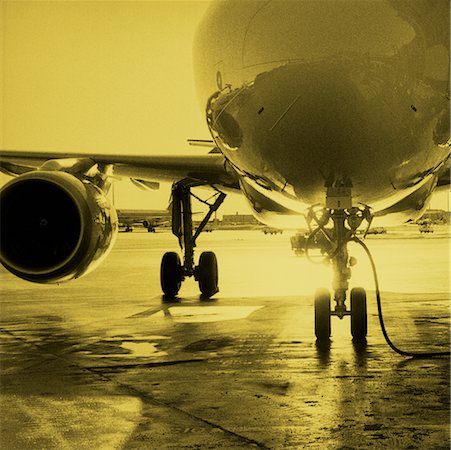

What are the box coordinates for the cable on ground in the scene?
[352,236,450,358]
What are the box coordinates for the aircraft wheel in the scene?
[196,251,218,298]
[351,287,367,340]
[314,288,331,340]
[160,252,182,298]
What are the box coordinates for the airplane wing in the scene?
[0,150,239,189]
[0,148,239,282]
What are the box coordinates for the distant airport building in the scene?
[222,213,259,225]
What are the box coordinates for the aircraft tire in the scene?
[314,288,331,340]
[160,252,182,298]
[196,251,218,299]
[350,287,367,340]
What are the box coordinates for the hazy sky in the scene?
[2,1,210,151]
[1,0,250,211]
[0,1,448,211]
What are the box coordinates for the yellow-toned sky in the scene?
[2,0,210,152]
[0,0,251,211]
[0,0,448,212]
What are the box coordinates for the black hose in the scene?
[352,237,450,358]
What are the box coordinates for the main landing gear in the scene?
[304,184,373,341]
[160,182,225,299]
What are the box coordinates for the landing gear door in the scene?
[171,185,183,246]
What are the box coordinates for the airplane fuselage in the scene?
[194,0,450,224]
[117,209,170,230]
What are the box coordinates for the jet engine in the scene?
[0,170,118,283]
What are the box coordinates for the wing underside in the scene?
[0,150,239,189]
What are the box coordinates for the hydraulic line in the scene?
[352,237,450,358]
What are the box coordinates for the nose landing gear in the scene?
[160,182,225,299]
[306,185,373,341]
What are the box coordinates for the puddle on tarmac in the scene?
[77,337,169,358]
[106,335,170,342]
[151,305,263,323]
[120,342,168,357]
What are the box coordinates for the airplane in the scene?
[0,0,449,343]
[117,208,171,232]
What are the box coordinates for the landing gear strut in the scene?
[160,181,225,299]
[306,184,372,341]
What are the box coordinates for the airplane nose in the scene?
[242,1,416,70]
[251,62,374,187]
[201,0,449,206]
[233,0,432,203]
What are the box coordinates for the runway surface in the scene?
[1,229,449,449]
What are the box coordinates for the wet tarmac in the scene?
[0,229,449,449]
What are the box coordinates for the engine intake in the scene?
[0,171,118,283]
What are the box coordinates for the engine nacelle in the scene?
[0,171,118,283]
